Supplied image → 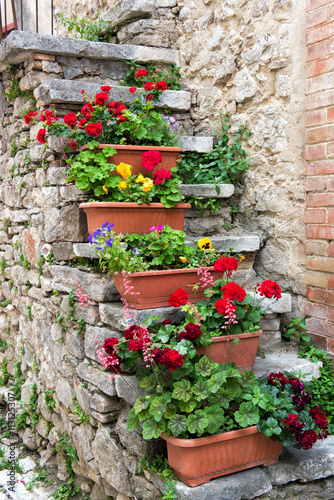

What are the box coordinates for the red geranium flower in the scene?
[144,81,155,91]
[129,87,137,94]
[81,103,94,117]
[153,169,171,185]
[37,129,46,144]
[214,298,236,315]
[94,92,109,106]
[168,289,189,307]
[68,140,78,150]
[214,256,238,277]
[78,118,87,129]
[85,122,103,137]
[221,281,246,302]
[24,111,38,125]
[297,430,318,450]
[257,280,281,300]
[135,69,149,78]
[267,372,288,386]
[64,112,78,129]
[101,85,111,92]
[145,94,154,101]
[103,337,119,355]
[142,150,162,171]
[161,347,184,371]
[178,323,202,341]
[155,80,168,91]
[309,406,328,429]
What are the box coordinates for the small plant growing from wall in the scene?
[59,12,113,42]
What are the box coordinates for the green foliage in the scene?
[59,11,113,42]
[51,478,81,500]
[3,65,20,102]
[72,399,90,424]
[18,253,31,270]
[36,254,45,276]
[2,219,11,232]
[0,259,7,276]
[26,305,33,321]
[0,453,24,473]
[187,196,222,216]
[67,290,76,321]
[11,360,25,399]
[56,311,68,332]
[27,465,50,491]
[32,354,39,373]
[282,317,310,344]
[138,454,177,499]
[0,299,11,308]
[44,390,56,413]
[120,60,181,90]
[0,358,10,386]
[15,383,40,429]
[298,344,334,434]
[179,114,251,185]
[56,432,79,477]
[0,338,8,352]
[77,319,86,337]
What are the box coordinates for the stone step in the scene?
[34,78,191,112]
[254,349,322,381]
[0,30,180,71]
[179,136,213,153]
[103,0,177,31]
[180,184,234,198]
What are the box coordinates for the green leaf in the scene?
[102,146,117,157]
[149,395,172,422]
[241,370,257,390]
[187,410,208,436]
[172,379,193,402]
[234,402,259,428]
[139,376,157,392]
[207,371,228,394]
[168,414,187,437]
[142,417,166,439]
[195,356,214,377]
[177,399,197,413]
[127,407,139,429]
[204,405,226,434]
[133,396,150,414]
[193,379,210,401]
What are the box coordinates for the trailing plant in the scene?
[2,219,11,232]
[59,11,113,42]
[26,305,33,322]
[15,383,40,429]
[179,113,251,185]
[56,432,79,476]
[44,390,56,413]
[11,360,25,399]
[0,358,10,386]
[0,299,11,308]
[0,259,7,276]
[120,60,181,90]
[187,196,222,216]
[27,465,51,491]
[51,478,81,500]
[71,399,90,424]
[0,338,8,352]
[282,317,310,345]
[138,454,177,500]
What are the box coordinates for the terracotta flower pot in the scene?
[196,330,263,371]
[161,426,283,487]
[79,201,191,235]
[90,144,183,176]
[113,267,220,310]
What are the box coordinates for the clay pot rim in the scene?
[113,266,215,278]
[210,330,263,342]
[161,425,262,447]
[81,143,183,152]
[79,202,191,209]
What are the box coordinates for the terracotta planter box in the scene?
[196,330,263,371]
[80,201,191,235]
[113,267,220,310]
[162,426,283,487]
[89,143,183,176]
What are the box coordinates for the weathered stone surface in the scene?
[19,70,60,91]
[179,136,213,153]
[73,243,95,258]
[0,31,179,71]
[117,19,177,48]
[180,184,234,198]
[186,235,260,253]
[254,351,322,381]
[115,375,143,406]
[235,67,258,103]
[55,378,73,407]
[254,293,291,314]
[77,361,117,397]
[259,331,282,350]
[90,393,119,413]
[85,325,123,363]
[174,467,272,499]
[49,265,119,302]
[34,80,191,111]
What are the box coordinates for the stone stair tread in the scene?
[253,349,322,381]
[180,184,234,198]
[0,30,179,71]
[34,78,191,111]
[179,136,213,153]
[186,235,261,252]
[103,0,176,30]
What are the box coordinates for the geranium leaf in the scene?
[102,146,117,157]
[241,370,257,390]
[193,379,210,401]
[142,417,166,440]
[187,410,208,436]
[195,356,214,377]
[204,405,226,434]
[168,414,187,437]
[172,379,192,402]
[207,371,227,394]
[177,399,197,413]
[234,402,259,428]
[133,396,150,414]
[135,366,152,382]
[139,376,157,391]
[127,407,139,429]
[149,395,172,422]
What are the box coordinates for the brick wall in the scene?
[305,0,334,360]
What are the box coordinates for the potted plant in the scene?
[89,224,224,308]
[96,331,329,487]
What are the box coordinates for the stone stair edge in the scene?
[0,30,180,72]
[103,0,178,30]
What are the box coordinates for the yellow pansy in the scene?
[119,180,127,190]
[239,256,245,261]
[198,237,212,251]
[143,179,153,192]
[102,185,108,194]
[116,162,132,179]
[135,174,145,183]
[180,256,187,264]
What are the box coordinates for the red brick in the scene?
[329,4,334,18]
[307,286,334,305]
[305,89,334,110]
[307,21,334,45]
[305,109,326,127]
[306,124,334,143]
[306,160,334,175]
[327,107,334,122]
[306,73,329,95]
[307,193,334,206]
[306,317,334,336]
[328,208,334,221]
[305,240,328,255]
[327,179,334,190]
[327,141,334,156]
[329,338,334,353]
[328,242,334,255]
[305,144,326,160]
[308,333,328,352]
[307,6,328,28]
[326,226,334,238]
[307,0,332,12]
[306,40,328,61]
[305,177,327,191]
[305,300,328,319]
[304,208,326,222]
[306,270,328,287]
[306,224,327,239]
[329,306,334,321]
[329,275,334,288]
[307,256,334,272]
[307,54,334,77]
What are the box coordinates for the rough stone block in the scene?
[19,70,60,91]
[90,393,119,413]
[77,362,117,397]
[259,331,282,349]
[180,184,234,199]
[52,242,74,261]
[85,325,123,363]
[114,375,143,406]
[73,243,95,258]
[186,235,261,253]
[254,293,291,314]
[253,351,322,381]
[260,318,280,331]
[179,136,213,153]
[55,378,73,408]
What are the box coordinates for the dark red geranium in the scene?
[81,103,94,117]
[101,85,111,92]
[297,430,318,450]
[37,129,46,144]
[85,122,103,137]
[309,406,328,429]
[144,81,155,91]
[178,322,202,341]
[213,256,238,277]
[288,378,304,393]
[161,319,172,327]
[94,92,109,106]
[135,69,149,78]
[155,80,168,91]
[153,169,171,185]
[24,111,38,125]
[257,280,281,300]
[214,298,236,315]
[145,93,154,101]
[103,337,119,355]
[161,347,184,371]
[282,413,305,435]
[168,289,189,307]
[64,112,78,129]
[221,281,246,302]
[267,372,288,386]
[68,140,78,150]
[142,150,162,171]
[104,352,120,371]
[78,118,87,129]
[129,87,137,94]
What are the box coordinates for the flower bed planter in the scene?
[161,426,283,487]
[79,201,191,235]
[113,267,220,309]
[88,144,183,176]
[196,330,263,371]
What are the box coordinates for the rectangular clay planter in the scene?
[113,267,220,309]
[80,201,191,235]
[196,330,263,371]
[161,426,283,487]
